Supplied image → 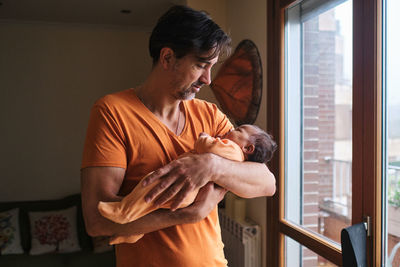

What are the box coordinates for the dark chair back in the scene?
[341,223,367,267]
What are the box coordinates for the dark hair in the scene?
[149,5,231,64]
[247,127,277,164]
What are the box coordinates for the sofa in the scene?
[0,194,115,267]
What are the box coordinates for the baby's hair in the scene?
[247,126,277,164]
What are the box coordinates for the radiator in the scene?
[219,210,261,267]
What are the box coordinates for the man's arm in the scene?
[211,155,276,197]
[81,166,226,237]
[142,153,276,210]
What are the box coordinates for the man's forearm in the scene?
[85,182,226,238]
[87,205,197,238]
[141,153,275,208]
[111,208,196,237]
[211,154,276,198]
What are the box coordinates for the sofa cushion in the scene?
[0,208,24,255]
[0,194,92,252]
[29,206,81,255]
[0,250,116,267]
[0,194,116,267]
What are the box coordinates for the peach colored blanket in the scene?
[98,134,244,244]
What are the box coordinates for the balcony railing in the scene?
[331,159,352,207]
[322,160,400,218]
[388,165,400,206]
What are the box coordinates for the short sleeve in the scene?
[211,103,234,137]
[81,102,127,169]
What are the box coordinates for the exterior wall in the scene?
[302,11,337,267]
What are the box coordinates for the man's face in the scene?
[170,51,219,100]
[222,124,260,148]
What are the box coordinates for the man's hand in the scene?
[142,153,218,210]
[182,182,227,223]
[142,146,276,211]
[108,182,226,244]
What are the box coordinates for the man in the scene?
[81,5,276,267]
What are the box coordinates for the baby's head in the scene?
[222,124,277,164]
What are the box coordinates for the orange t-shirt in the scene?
[81,89,233,267]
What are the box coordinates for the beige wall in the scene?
[1,2,269,264]
[188,1,269,266]
[226,2,268,267]
[0,22,152,201]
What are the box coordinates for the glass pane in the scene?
[384,0,400,266]
[285,0,353,244]
[285,236,338,267]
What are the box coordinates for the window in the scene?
[383,0,400,265]
[285,236,338,266]
[267,0,382,265]
[285,1,353,264]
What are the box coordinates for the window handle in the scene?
[363,215,371,237]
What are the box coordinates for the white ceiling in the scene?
[0,0,184,28]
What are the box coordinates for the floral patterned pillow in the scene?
[29,206,81,255]
[0,208,24,255]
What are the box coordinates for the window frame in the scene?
[266,0,383,265]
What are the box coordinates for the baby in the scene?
[98,124,277,244]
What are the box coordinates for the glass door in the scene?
[384,0,400,265]
[267,0,382,265]
[284,0,352,265]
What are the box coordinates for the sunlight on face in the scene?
[171,51,219,100]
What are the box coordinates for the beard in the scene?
[178,87,195,100]
[177,82,204,100]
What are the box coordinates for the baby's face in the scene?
[222,124,259,147]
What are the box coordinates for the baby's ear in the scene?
[242,144,255,155]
